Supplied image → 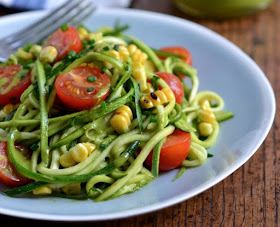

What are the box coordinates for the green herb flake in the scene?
[18,71,26,79]
[30,144,39,151]
[150,117,158,123]
[67,50,76,59]
[87,87,94,92]
[87,76,97,82]
[103,46,110,51]
[110,86,115,92]
[23,43,32,52]
[101,66,106,74]
[207,152,214,157]
[99,144,107,151]
[113,44,119,51]
[60,24,69,31]
[88,39,95,45]
[22,65,30,70]
[82,40,88,47]
[151,75,160,90]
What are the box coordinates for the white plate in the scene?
[0,8,275,221]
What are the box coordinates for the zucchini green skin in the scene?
[214,111,234,122]
[3,181,49,197]
[7,130,115,183]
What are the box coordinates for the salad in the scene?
[0,23,233,201]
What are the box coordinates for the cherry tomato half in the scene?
[0,64,31,105]
[155,72,184,105]
[0,142,30,187]
[158,46,192,66]
[145,130,191,171]
[44,26,82,61]
[55,66,111,110]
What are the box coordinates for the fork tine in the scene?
[70,4,96,27]
[10,0,94,49]
[5,0,87,45]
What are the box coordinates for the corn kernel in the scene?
[60,152,77,168]
[78,27,88,40]
[88,32,102,41]
[144,60,156,73]
[198,122,213,137]
[118,45,129,62]
[3,104,14,115]
[70,143,88,163]
[198,109,216,123]
[110,105,133,134]
[40,46,58,63]
[17,48,34,60]
[29,45,42,57]
[81,142,96,155]
[33,186,52,195]
[132,62,147,91]
[128,44,137,54]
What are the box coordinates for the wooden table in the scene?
[0,0,279,226]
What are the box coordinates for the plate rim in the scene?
[0,7,276,221]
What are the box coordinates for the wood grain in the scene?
[0,0,279,226]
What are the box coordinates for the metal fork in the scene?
[0,0,95,62]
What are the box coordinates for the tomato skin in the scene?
[0,142,30,187]
[55,66,111,110]
[44,26,82,61]
[145,130,191,171]
[0,65,31,105]
[155,72,184,105]
[158,46,192,66]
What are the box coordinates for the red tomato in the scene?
[44,26,82,61]
[155,72,184,105]
[0,64,31,105]
[0,142,30,187]
[55,66,111,110]
[145,130,191,171]
[158,46,192,65]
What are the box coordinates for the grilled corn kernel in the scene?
[81,142,96,155]
[39,46,58,63]
[33,186,52,195]
[198,109,216,123]
[118,45,129,62]
[132,62,148,91]
[17,48,34,60]
[70,143,88,163]
[140,88,174,109]
[110,105,133,134]
[3,104,14,115]
[60,152,77,168]
[198,122,213,137]
[29,45,42,57]
[62,183,81,195]
[78,27,88,40]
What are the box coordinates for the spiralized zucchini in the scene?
[0,23,233,201]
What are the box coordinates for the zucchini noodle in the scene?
[0,23,233,200]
